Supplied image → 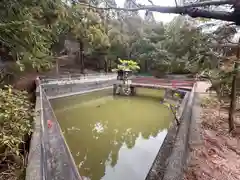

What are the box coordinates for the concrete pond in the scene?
[26,75,202,180]
[51,88,173,180]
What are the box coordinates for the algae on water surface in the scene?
[51,88,172,180]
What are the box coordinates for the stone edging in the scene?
[26,76,117,180]
[41,74,117,85]
[176,92,190,120]
[47,86,113,100]
[25,86,42,180]
[146,83,197,180]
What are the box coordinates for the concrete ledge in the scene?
[27,76,117,180]
[146,83,197,180]
[177,92,190,120]
[163,83,197,180]
[43,79,117,98]
[28,76,199,180]
[41,74,117,85]
[145,118,181,180]
[41,90,81,180]
[48,86,113,99]
[26,88,42,180]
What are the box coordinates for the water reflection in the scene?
[52,89,172,180]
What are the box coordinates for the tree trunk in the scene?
[104,56,108,73]
[228,37,240,132]
[109,59,112,71]
[229,72,236,132]
[55,58,59,75]
[129,50,132,59]
[145,59,148,72]
[79,40,84,74]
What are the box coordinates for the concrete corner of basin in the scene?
[146,82,204,180]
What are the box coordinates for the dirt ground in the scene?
[184,98,240,180]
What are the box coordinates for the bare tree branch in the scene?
[147,0,154,5]
[210,35,240,46]
[184,0,235,8]
[128,0,143,8]
[225,22,236,26]
[186,8,233,21]
[79,2,235,12]
[175,0,178,7]
[216,36,240,44]
[78,0,240,24]
[80,0,235,11]
[207,52,236,60]
[214,43,240,47]
[80,3,236,21]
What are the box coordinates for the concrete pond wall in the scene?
[146,83,203,180]
[26,75,118,180]
[26,75,198,180]
[42,74,117,99]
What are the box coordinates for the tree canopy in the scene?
[0,0,239,78]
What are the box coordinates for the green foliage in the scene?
[162,101,178,115]
[0,85,33,179]
[68,5,110,51]
[0,0,69,71]
[201,69,232,99]
[174,92,181,99]
[0,0,237,78]
[115,58,140,72]
[107,15,213,75]
[106,14,237,80]
[201,96,219,108]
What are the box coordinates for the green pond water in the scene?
[51,88,173,180]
